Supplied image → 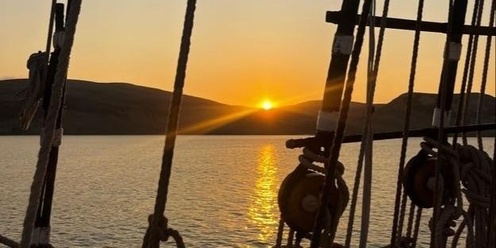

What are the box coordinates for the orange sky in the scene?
[0,0,494,108]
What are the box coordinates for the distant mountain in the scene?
[0,79,494,135]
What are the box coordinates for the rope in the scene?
[475,0,495,151]
[390,0,424,246]
[274,216,284,248]
[460,0,485,145]
[341,0,390,246]
[421,137,493,248]
[453,0,484,145]
[309,0,374,246]
[19,52,47,130]
[143,0,196,247]
[299,148,349,247]
[358,0,386,246]
[0,234,19,248]
[412,207,422,248]
[18,1,82,247]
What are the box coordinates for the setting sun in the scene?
[261,100,274,110]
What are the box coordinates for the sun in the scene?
[261,100,274,110]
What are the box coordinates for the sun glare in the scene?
[261,100,274,110]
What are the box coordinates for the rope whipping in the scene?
[142,1,196,247]
[390,0,425,246]
[309,0,374,246]
[19,1,82,247]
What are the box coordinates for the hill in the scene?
[0,79,494,135]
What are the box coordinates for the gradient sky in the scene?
[0,0,494,108]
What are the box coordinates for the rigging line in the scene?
[344,0,391,245]
[488,3,496,245]
[0,234,18,248]
[452,0,483,145]
[18,1,82,247]
[461,0,486,145]
[406,202,415,238]
[359,0,383,246]
[390,0,425,246]
[412,207,423,248]
[42,0,57,87]
[143,0,196,247]
[476,0,495,151]
[310,0,374,247]
[432,0,463,246]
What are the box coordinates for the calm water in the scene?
[0,136,494,247]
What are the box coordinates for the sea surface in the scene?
[0,136,494,248]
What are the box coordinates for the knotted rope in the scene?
[142,0,196,247]
[420,137,493,248]
[19,1,82,247]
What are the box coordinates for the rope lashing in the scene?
[19,0,58,131]
[143,0,196,247]
[19,1,82,247]
[19,52,48,130]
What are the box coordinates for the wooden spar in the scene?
[435,0,468,113]
[313,0,362,157]
[326,11,496,36]
[320,1,360,114]
[35,2,67,236]
[286,123,496,148]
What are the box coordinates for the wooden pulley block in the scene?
[277,164,340,234]
[403,151,454,208]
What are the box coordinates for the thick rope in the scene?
[19,1,82,247]
[143,1,196,247]
[390,0,424,246]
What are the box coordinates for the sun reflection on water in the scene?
[247,144,279,244]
